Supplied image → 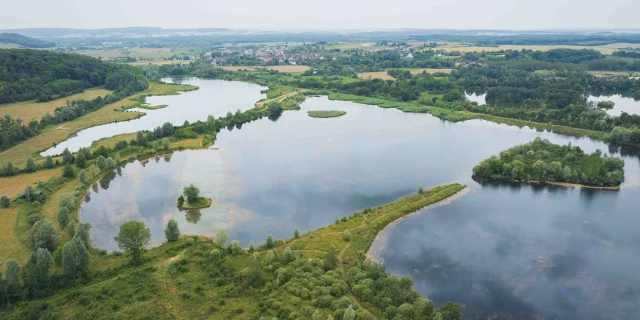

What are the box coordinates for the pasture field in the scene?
[358,68,453,80]
[0,88,112,122]
[0,167,62,198]
[0,82,196,169]
[221,65,311,73]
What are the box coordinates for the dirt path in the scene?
[255,91,300,108]
[338,242,378,320]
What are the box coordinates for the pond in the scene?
[587,94,640,116]
[41,78,266,156]
[465,92,486,105]
[81,79,640,319]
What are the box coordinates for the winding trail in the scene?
[338,242,378,320]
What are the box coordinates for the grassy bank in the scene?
[0,184,466,319]
[0,82,198,169]
[179,197,212,209]
[308,110,347,118]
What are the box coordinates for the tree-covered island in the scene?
[472,137,625,188]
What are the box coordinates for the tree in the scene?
[96,156,107,172]
[1,195,10,208]
[75,153,86,168]
[29,219,59,252]
[45,156,54,169]
[342,229,352,241]
[62,148,74,164]
[228,240,243,255]
[438,302,462,320]
[162,138,170,150]
[164,219,180,242]
[283,246,294,263]
[26,157,37,172]
[183,184,200,203]
[78,169,88,185]
[63,164,75,178]
[62,238,90,280]
[294,228,300,239]
[343,305,356,320]
[266,234,275,249]
[114,221,151,264]
[323,245,338,270]
[2,162,16,176]
[215,230,229,248]
[5,259,21,300]
[33,247,54,291]
[418,187,424,194]
[57,207,71,227]
[73,222,92,248]
[136,131,143,145]
[24,185,36,202]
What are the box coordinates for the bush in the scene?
[164,219,180,242]
[0,195,10,208]
[342,229,352,241]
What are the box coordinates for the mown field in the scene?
[0,82,197,169]
[0,88,112,122]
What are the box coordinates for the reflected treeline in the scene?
[474,179,618,201]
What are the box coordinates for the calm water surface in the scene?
[81,79,640,319]
[587,94,640,116]
[465,92,487,105]
[41,78,266,156]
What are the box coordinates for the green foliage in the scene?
[62,164,75,178]
[418,187,425,194]
[45,156,54,169]
[62,238,90,280]
[214,230,229,248]
[78,169,88,185]
[164,219,180,242]
[25,158,37,173]
[183,184,200,203]
[177,195,185,208]
[75,153,86,168]
[0,33,55,48]
[73,222,92,248]
[23,185,36,202]
[473,137,625,186]
[0,195,10,208]
[228,240,243,255]
[265,234,275,249]
[307,110,347,118]
[342,229,352,242]
[596,100,615,109]
[114,221,151,264]
[28,219,59,252]
[294,228,300,239]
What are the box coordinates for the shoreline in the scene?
[179,197,213,210]
[366,187,470,264]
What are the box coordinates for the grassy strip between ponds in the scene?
[179,197,212,210]
[279,183,467,267]
[307,110,347,118]
[325,92,475,122]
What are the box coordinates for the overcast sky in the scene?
[1,0,639,30]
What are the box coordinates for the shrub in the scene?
[0,195,10,208]
[164,219,180,242]
[342,229,352,242]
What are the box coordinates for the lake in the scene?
[81,79,640,319]
[41,78,266,156]
[587,94,640,116]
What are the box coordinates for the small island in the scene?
[472,137,625,189]
[307,110,347,118]
[177,184,212,209]
[597,100,615,109]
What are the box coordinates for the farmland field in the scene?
[74,47,192,60]
[0,82,193,168]
[0,88,112,122]
[358,68,453,80]
[408,41,640,54]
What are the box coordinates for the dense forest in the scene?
[472,138,625,187]
[0,49,149,151]
[0,33,55,48]
[0,49,146,103]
